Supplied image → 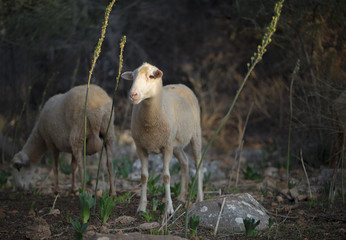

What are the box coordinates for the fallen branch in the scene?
[214,197,226,236]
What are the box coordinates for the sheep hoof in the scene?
[137,205,147,213]
[166,205,174,215]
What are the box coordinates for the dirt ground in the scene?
[0,162,345,240]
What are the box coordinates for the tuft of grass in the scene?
[0,169,11,188]
[189,215,200,238]
[183,1,285,237]
[148,174,163,195]
[243,217,260,237]
[113,155,132,179]
[140,210,156,222]
[59,156,71,175]
[72,219,88,240]
[98,191,116,224]
[115,192,131,203]
[170,182,181,198]
[79,191,95,224]
[243,165,262,181]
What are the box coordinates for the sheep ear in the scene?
[154,69,163,79]
[121,71,134,81]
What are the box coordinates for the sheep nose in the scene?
[130,92,138,100]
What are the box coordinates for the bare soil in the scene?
[0,175,345,240]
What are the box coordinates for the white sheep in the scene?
[121,62,203,214]
[12,84,116,195]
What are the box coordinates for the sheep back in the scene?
[37,84,112,154]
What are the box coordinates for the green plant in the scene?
[0,170,10,188]
[30,201,35,211]
[140,210,156,222]
[157,201,165,215]
[170,162,180,176]
[83,0,117,192]
[152,198,158,211]
[72,219,88,240]
[307,197,315,209]
[243,165,262,181]
[115,192,131,203]
[99,191,116,224]
[243,217,260,237]
[113,155,132,179]
[66,214,72,224]
[268,218,274,228]
[59,156,71,175]
[288,180,296,189]
[189,215,200,238]
[79,191,95,224]
[148,174,162,195]
[170,182,181,198]
[260,187,268,197]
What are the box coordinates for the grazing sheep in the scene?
[329,91,346,168]
[12,84,116,195]
[121,62,203,214]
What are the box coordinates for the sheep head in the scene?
[12,152,36,190]
[121,62,163,104]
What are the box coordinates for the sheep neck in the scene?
[139,90,164,127]
[22,125,47,164]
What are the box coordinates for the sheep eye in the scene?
[149,75,155,79]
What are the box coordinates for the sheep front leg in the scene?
[137,146,149,213]
[163,146,174,215]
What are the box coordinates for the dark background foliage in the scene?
[0,0,345,167]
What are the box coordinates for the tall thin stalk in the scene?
[341,122,345,204]
[287,59,300,184]
[184,0,285,237]
[82,0,117,192]
[93,36,126,213]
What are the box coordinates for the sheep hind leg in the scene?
[191,134,203,202]
[52,150,60,193]
[105,145,116,196]
[173,149,189,203]
[70,155,78,193]
[163,146,174,215]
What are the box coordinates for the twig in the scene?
[159,204,182,232]
[214,197,226,236]
[170,210,188,228]
[299,149,312,198]
[50,193,59,211]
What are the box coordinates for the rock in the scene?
[25,217,51,240]
[264,167,279,178]
[138,222,160,230]
[86,232,186,240]
[189,193,269,233]
[112,215,136,225]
